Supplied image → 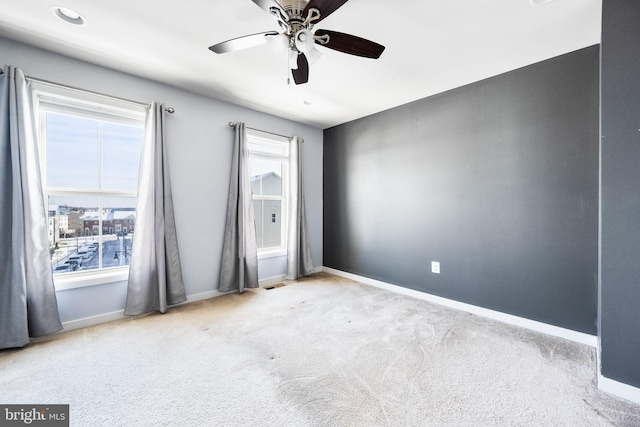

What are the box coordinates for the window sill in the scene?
[258,249,287,260]
[53,268,129,291]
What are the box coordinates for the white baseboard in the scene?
[61,289,233,332]
[598,374,640,405]
[323,267,598,348]
[259,267,324,287]
[62,310,125,332]
[185,289,234,302]
[259,275,286,287]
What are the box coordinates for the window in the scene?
[32,82,146,286]
[247,129,290,256]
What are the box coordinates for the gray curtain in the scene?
[124,102,186,315]
[285,136,314,279]
[219,122,259,293]
[0,66,62,349]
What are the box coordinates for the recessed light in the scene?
[52,6,86,25]
[529,0,554,5]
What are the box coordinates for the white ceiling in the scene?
[0,0,601,129]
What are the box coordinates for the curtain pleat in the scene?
[0,66,62,349]
[219,123,259,293]
[124,102,186,315]
[286,136,314,279]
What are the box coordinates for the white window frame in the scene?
[32,81,146,290]
[246,129,290,259]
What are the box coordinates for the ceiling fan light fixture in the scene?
[305,46,322,64]
[52,6,86,25]
[295,29,322,64]
[290,50,299,69]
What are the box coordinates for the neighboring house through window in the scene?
[32,81,146,288]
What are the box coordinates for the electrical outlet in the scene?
[431,261,440,274]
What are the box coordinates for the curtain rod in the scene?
[1,68,174,113]
[228,122,303,143]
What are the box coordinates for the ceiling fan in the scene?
[208,0,385,85]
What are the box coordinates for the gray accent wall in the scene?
[600,0,640,388]
[324,46,599,335]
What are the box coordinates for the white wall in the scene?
[0,36,323,325]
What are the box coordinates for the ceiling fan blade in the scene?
[209,31,279,54]
[251,0,287,20]
[291,53,309,85]
[314,29,385,58]
[303,0,349,23]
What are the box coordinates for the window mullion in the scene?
[98,121,104,269]
[46,188,137,198]
[97,196,102,269]
[260,200,265,249]
[39,111,48,191]
[253,195,283,201]
[248,151,286,161]
[99,121,104,192]
[282,160,288,251]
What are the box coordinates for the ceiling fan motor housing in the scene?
[281,0,309,21]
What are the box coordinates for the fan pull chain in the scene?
[286,46,291,85]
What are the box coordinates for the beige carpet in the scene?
[2,272,640,426]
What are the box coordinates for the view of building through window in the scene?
[47,197,138,274]
[36,91,145,276]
